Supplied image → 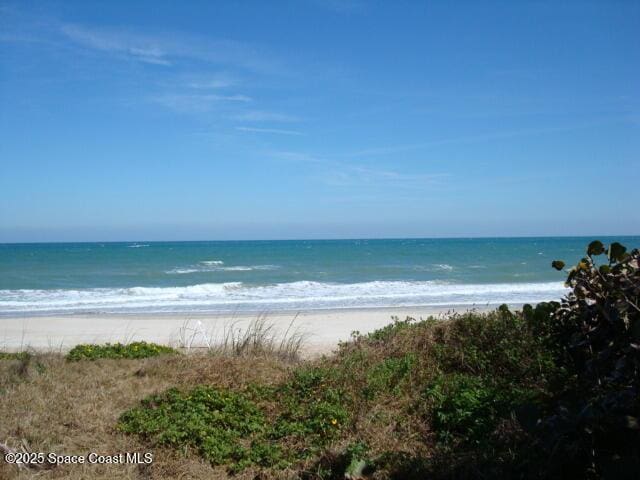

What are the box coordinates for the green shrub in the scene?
[272,366,350,446]
[118,386,285,471]
[432,308,561,390]
[0,351,31,361]
[424,372,536,447]
[364,353,416,398]
[120,367,351,472]
[366,316,419,342]
[534,240,640,478]
[66,341,177,361]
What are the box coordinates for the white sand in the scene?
[0,306,486,357]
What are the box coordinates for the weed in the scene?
[66,341,177,361]
[0,351,31,361]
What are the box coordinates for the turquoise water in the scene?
[1,237,637,314]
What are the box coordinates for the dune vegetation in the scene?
[1,240,638,479]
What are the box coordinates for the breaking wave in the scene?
[166,263,279,274]
[0,280,567,315]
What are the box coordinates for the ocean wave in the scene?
[127,244,149,248]
[166,264,279,274]
[166,268,200,274]
[434,264,453,271]
[0,280,568,314]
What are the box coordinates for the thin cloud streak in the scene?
[322,167,449,188]
[233,110,301,122]
[59,23,287,75]
[61,24,172,65]
[347,119,626,157]
[236,126,304,136]
[270,150,450,188]
[187,74,238,89]
[152,93,251,113]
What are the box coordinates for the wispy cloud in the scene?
[270,150,449,188]
[233,110,300,122]
[347,120,623,158]
[186,73,238,89]
[270,151,320,163]
[59,24,286,74]
[323,166,448,188]
[61,24,172,65]
[236,126,304,136]
[152,93,251,113]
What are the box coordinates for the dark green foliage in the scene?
[432,308,560,386]
[120,367,350,472]
[417,308,561,476]
[424,372,536,447]
[539,241,640,478]
[272,366,350,446]
[66,341,177,361]
[366,316,420,341]
[119,386,285,471]
[364,353,416,398]
[587,240,606,256]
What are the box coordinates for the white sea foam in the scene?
[201,260,224,265]
[127,244,149,248]
[166,268,200,274]
[166,264,279,274]
[434,264,454,271]
[0,281,568,314]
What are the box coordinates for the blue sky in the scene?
[1,0,638,242]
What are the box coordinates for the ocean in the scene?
[1,237,637,315]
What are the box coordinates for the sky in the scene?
[1,0,639,242]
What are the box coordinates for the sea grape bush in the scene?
[537,241,640,478]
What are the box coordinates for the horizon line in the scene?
[2,233,639,246]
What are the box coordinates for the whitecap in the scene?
[165,268,200,274]
[0,280,568,314]
[434,264,454,271]
[165,264,279,274]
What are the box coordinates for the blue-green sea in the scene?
[1,237,637,315]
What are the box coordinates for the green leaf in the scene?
[551,260,565,271]
[587,240,605,256]
[625,416,639,430]
[608,242,627,262]
[345,458,369,479]
[599,265,611,274]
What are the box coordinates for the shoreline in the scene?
[0,304,504,356]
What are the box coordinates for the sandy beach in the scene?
[0,305,486,356]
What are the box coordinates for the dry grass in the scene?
[177,313,307,361]
[0,352,292,479]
